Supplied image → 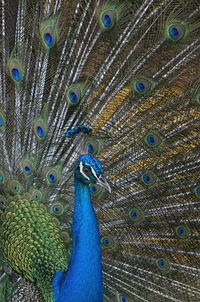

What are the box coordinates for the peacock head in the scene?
[74,154,111,192]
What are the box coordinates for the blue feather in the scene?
[53,154,105,302]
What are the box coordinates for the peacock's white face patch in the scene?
[79,161,98,181]
[79,160,111,193]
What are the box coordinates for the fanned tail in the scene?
[0,0,200,301]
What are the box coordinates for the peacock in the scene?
[0,0,200,301]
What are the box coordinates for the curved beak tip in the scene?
[96,174,111,193]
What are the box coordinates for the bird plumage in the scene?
[0,0,200,301]
[53,153,107,302]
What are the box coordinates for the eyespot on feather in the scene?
[101,234,118,251]
[0,195,7,209]
[34,118,47,141]
[22,159,35,177]
[9,179,21,194]
[50,203,64,216]
[129,207,144,223]
[141,171,157,187]
[116,293,129,302]
[175,225,190,239]
[40,14,60,49]
[100,9,116,30]
[144,132,162,148]
[32,189,43,202]
[89,183,104,197]
[87,139,100,156]
[66,85,83,106]
[156,257,170,272]
[8,58,24,84]
[166,22,186,42]
[46,169,59,185]
[133,78,154,95]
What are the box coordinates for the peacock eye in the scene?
[83,166,91,175]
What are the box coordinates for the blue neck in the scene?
[54,178,104,302]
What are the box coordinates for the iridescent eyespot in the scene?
[145,132,162,148]
[12,68,21,81]
[120,296,126,302]
[40,15,59,49]
[143,174,151,183]
[43,30,54,47]
[37,126,44,137]
[90,184,97,193]
[89,184,104,197]
[50,203,64,216]
[100,9,116,30]
[101,235,117,251]
[46,170,58,185]
[103,238,111,247]
[178,226,184,236]
[34,119,47,140]
[167,23,185,41]
[102,11,114,27]
[88,143,95,153]
[8,59,24,83]
[141,171,157,187]
[175,225,190,239]
[129,207,144,223]
[32,190,42,201]
[87,139,100,156]
[25,166,31,174]
[48,174,56,183]
[116,293,129,302]
[22,160,34,176]
[66,86,81,105]
[136,81,145,92]
[0,195,7,209]
[9,180,21,194]
[133,78,153,95]
[156,257,170,272]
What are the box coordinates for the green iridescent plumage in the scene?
[7,56,24,84]
[0,0,200,301]
[40,14,60,49]
[0,196,69,302]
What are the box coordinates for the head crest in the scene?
[66,126,92,154]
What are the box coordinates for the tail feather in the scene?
[0,0,200,301]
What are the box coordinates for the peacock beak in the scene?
[96,174,111,193]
